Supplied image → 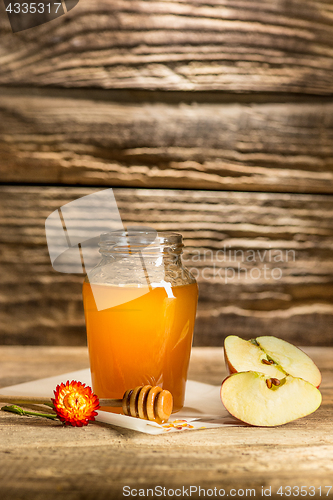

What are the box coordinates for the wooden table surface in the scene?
[0,346,332,500]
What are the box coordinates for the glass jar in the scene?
[82,230,198,413]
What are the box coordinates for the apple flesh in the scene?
[224,335,321,388]
[221,372,322,427]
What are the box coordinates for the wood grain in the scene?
[0,185,332,346]
[1,89,333,194]
[0,346,332,500]
[0,346,89,388]
[1,0,333,94]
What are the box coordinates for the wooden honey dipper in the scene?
[119,385,173,424]
[0,385,173,424]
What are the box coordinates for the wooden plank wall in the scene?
[0,0,332,346]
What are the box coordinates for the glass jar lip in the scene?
[98,229,183,254]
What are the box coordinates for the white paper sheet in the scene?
[0,370,241,434]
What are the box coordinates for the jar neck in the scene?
[98,230,183,259]
[87,230,196,287]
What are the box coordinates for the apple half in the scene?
[221,372,322,427]
[224,335,321,388]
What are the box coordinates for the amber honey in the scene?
[82,281,198,413]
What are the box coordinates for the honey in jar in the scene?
[83,230,198,413]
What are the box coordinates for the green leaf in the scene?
[1,404,58,420]
[1,405,25,415]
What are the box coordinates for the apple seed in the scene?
[262,359,274,365]
[266,378,273,389]
[271,378,281,386]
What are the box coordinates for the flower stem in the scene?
[1,405,59,420]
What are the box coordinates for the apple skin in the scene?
[224,335,321,388]
[224,348,236,374]
[220,371,322,427]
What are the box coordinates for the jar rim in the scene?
[98,229,183,254]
